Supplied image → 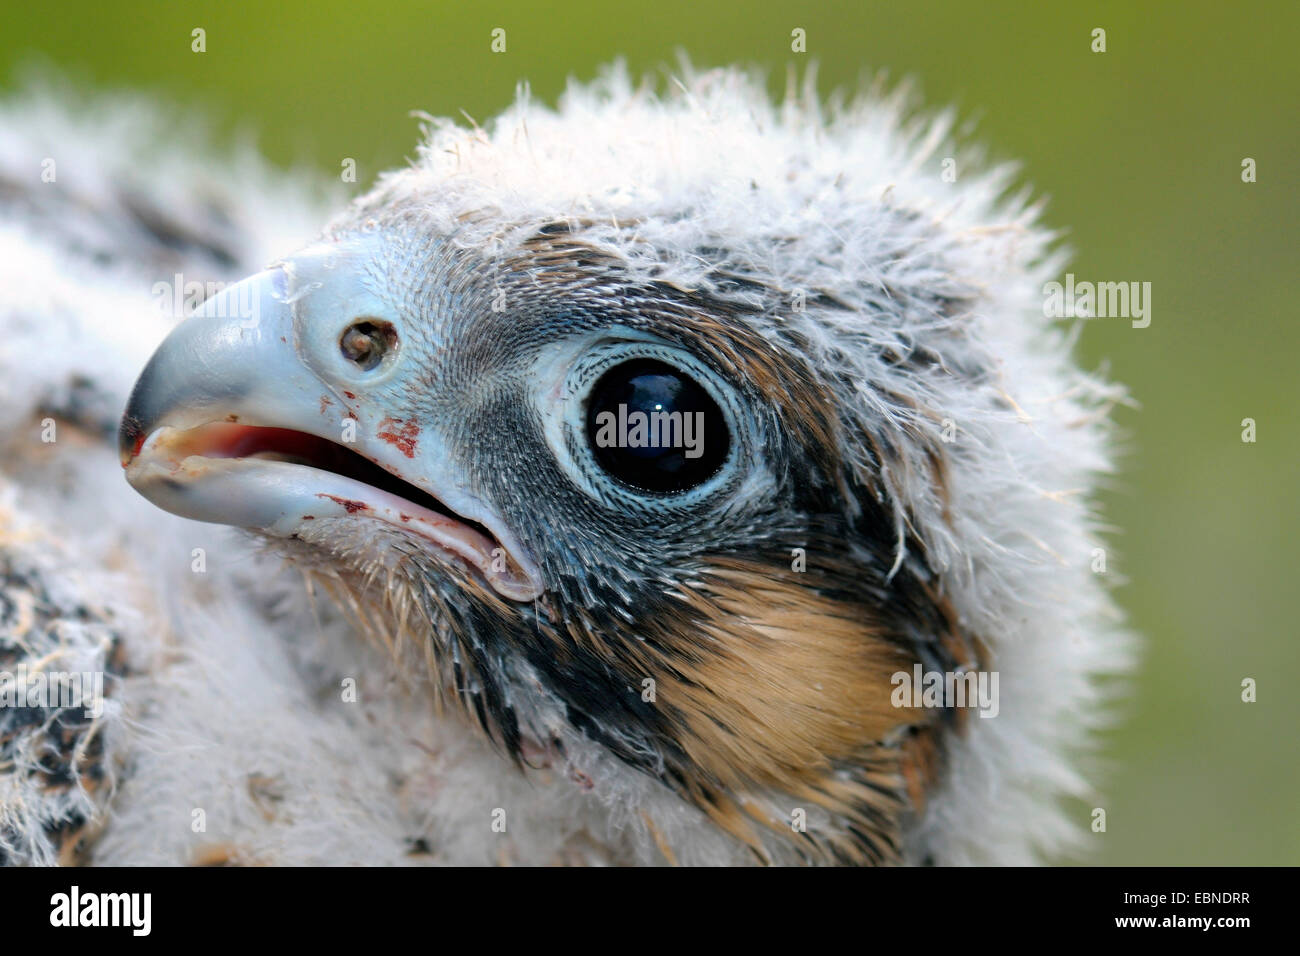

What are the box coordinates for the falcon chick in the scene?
[2,65,1130,866]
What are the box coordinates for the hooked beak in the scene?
[119,257,542,602]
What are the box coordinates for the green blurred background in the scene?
[2,0,1295,864]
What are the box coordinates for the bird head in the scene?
[118,67,1126,865]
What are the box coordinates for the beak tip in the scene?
[119,415,147,467]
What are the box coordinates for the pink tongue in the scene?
[166,422,341,461]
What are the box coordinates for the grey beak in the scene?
[117,259,543,601]
[119,266,317,465]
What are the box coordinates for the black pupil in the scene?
[585,359,729,494]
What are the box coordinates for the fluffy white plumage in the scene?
[0,65,1130,865]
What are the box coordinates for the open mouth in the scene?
[124,422,542,601]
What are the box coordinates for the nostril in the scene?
[339,319,397,372]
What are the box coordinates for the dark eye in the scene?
[585,359,729,494]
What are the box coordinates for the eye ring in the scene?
[583,358,730,495]
[339,319,397,372]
